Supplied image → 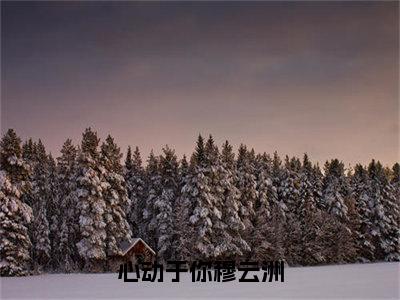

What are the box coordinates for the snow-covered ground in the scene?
[1,262,399,299]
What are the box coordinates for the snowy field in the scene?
[1,262,399,300]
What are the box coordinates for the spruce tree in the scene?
[57,139,79,272]
[321,159,355,263]
[279,156,302,265]
[100,135,132,258]
[392,163,400,198]
[250,151,286,262]
[279,156,301,214]
[21,139,36,209]
[297,154,326,265]
[322,159,350,221]
[75,128,108,271]
[367,160,399,261]
[29,140,52,271]
[124,146,146,237]
[203,136,226,258]
[46,154,60,270]
[0,129,33,276]
[251,152,276,261]
[22,139,35,163]
[312,163,324,209]
[143,151,162,249]
[173,155,191,260]
[387,163,400,261]
[382,175,399,261]
[271,151,288,217]
[202,137,250,260]
[351,164,375,261]
[152,146,179,261]
[235,144,258,248]
[180,135,216,260]
[219,141,249,259]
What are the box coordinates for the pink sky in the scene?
[1,2,398,166]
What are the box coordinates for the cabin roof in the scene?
[119,238,156,256]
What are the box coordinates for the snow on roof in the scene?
[119,238,156,256]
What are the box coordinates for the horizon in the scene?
[1,126,398,170]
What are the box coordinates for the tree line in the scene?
[0,128,399,276]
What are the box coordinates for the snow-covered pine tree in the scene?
[271,151,281,184]
[0,129,33,276]
[22,139,35,163]
[172,155,191,260]
[381,169,399,262]
[367,160,390,260]
[250,151,286,262]
[0,171,33,276]
[250,152,276,261]
[124,146,146,237]
[21,140,36,209]
[271,151,288,217]
[321,159,350,221]
[203,136,227,259]
[299,154,323,215]
[56,139,79,272]
[46,154,60,270]
[367,160,399,261]
[151,146,179,262]
[350,164,375,262]
[235,144,258,248]
[278,156,303,265]
[143,151,162,249]
[279,156,301,214]
[317,209,356,264]
[297,154,327,265]
[219,141,249,260]
[312,163,324,209]
[29,140,51,271]
[392,163,400,201]
[203,137,249,260]
[321,159,356,263]
[387,162,400,261]
[32,207,50,270]
[180,135,216,261]
[100,135,132,258]
[75,128,108,271]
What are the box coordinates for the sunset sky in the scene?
[1,1,398,166]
